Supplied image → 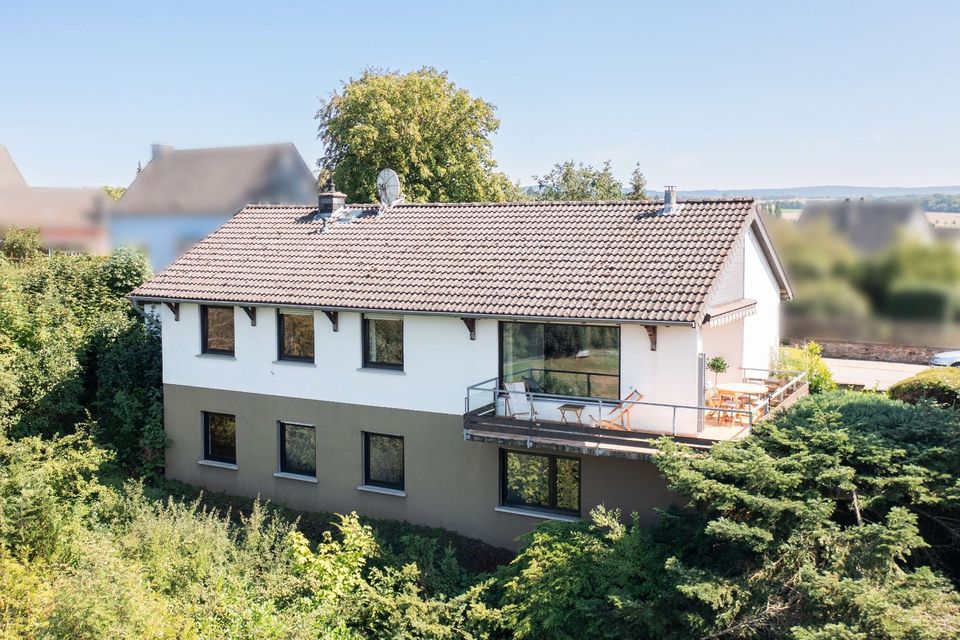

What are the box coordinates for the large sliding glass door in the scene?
[499,322,620,399]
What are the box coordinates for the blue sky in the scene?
[1,1,958,190]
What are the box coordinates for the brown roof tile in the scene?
[132,198,759,323]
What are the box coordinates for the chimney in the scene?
[662,185,678,215]
[151,144,173,161]
[317,177,346,217]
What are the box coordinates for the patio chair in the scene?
[705,390,727,424]
[717,391,745,425]
[589,389,644,431]
[503,381,537,420]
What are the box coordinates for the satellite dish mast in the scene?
[376,169,402,208]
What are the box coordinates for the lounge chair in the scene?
[503,381,537,420]
[589,389,644,431]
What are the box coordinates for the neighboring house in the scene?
[0,145,108,253]
[110,143,318,270]
[798,198,934,253]
[130,187,804,549]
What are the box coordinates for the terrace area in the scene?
[463,367,808,460]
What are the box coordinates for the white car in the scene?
[930,350,960,367]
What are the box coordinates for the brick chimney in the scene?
[317,178,346,217]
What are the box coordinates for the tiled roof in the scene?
[113,143,317,216]
[132,198,762,323]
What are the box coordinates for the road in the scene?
[824,358,926,391]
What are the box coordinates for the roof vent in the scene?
[662,185,678,215]
[317,178,347,218]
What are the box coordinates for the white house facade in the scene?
[132,190,804,549]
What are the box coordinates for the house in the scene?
[110,143,318,269]
[129,186,805,549]
[798,198,934,253]
[0,145,109,253]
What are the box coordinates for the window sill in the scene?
[357,484,406,497]
[196,353,236,360]
[198,459,238,470]
[273,471,318,484]
[272,360,316,367]
[356,367,405,375]
[494,506,580,522]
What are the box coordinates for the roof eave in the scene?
[127,294,695,327]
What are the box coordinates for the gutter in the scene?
[127,295,696,327]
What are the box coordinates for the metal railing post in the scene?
[672,406,677,436]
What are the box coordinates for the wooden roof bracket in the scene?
[241,306,257,326]
[644,325,657,351]
[323,310,339,332]
[164,301,180,321]
[461,317,477,340]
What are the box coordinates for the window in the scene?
[279,422,316,477]
[362,315,403,370]
[363,432,404,490]
[277,310,314,362]
[201,305,235,355]
[500,322,619,399]
[501,449,580,515]
[203,412,236,464]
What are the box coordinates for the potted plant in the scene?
[707,356,728,386]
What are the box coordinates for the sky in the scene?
[1,1,958,191]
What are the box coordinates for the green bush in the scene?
[775,341,837,394]
[0,227,42,261]
[889,367,960,408]
[885,280,959,321]
[788,278,871,319]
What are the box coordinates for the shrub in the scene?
[775,341,836,394]
[1,227,42,261]
[889,367,960,409]
[788,278,871,319]
[885,280,958,321]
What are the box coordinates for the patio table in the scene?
[715,382,768,396]
[557,403,587,425]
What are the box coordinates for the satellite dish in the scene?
[376,169,402,207]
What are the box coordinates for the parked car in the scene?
[929,350,960,367]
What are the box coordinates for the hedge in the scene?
[888,367,960,408]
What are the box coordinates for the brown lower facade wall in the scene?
[164,384,677,550]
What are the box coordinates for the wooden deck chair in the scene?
[716,391,742,424]
[705,390,725,423]
[503,381,536,420]
[590,389,644,431]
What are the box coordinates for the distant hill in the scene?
[647,185,960,199]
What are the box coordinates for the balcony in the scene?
[463,368,808,460]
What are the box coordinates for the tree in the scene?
[316,67,521,203]
[533,160,625,201]
[625,163,648,200]
[499,392,960,639]
[1,227,42,261]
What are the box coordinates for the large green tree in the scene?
[316,67,521,203]
[532,160,625,201]
[498,391,960,639]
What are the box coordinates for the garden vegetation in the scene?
[1,228,959,638]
